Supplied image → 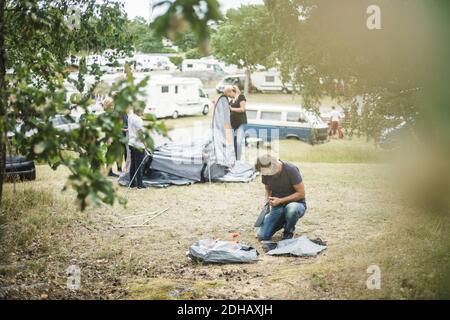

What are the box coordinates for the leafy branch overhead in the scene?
[0,0,173,209]
[152,0,222,51]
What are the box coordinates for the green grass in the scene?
[0,186,72,268]
[160,112,213,130]
[320,212,450,299]
[1,130,448,299]
[277,138,386,164]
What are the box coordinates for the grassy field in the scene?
[1,136,449,299]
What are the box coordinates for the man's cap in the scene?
[255,154,279,176]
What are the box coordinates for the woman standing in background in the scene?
[224,85,247,161]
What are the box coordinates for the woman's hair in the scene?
[223,85,241,102]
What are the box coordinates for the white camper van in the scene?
[251,70,293,93]
[134,55,176,72]
[216,71,293,94]
[181,59,224,73]
[143,76,211,119]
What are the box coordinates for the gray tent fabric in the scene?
[214,161,258,183]
[118,95,256,188]
[254,203,270,228]
[211,95,236,168]
[118,171,196,188]
[150,141,206,181]
[188,239,259,264]
[266,236,327,257]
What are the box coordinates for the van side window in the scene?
[175,86,178,94]
[246,110,258,120]
[287,112,307,123]
[187,64,193,68]
[265,76,275,82]
[199,89,206,98]
[261,111,282,121]
[161,86,169,93]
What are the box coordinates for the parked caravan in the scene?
[134,55,177,72]
[252,70,293,93]
[216,71,293,94]
[143,76,211,119]
[181,59,224,73]
[244,104,329,144]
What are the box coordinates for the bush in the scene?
[169,56,183,67]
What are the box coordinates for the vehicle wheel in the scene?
[172,111,179,119]
[202,105,209,116]
[281,88,289,94]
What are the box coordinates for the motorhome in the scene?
[134,54,177,72]
[243,104,329,144]
[252,70,293,93]
[86,54,104,66]
[216,71,293,94]
[142,76,211,119]
[181,59,224,73]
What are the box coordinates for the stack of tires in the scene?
[5,155,36,182]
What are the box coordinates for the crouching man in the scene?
[255,155,307,241]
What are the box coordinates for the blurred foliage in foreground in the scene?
[0,0,221,209]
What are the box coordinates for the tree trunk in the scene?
[244,67,252,96]
[0,0,6,206]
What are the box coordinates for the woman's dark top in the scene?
[230,94,247,129]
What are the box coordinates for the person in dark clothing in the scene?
[122,113,128,163]
[224,85,247,161]
[127,107,147,189]
[255,154,307,241]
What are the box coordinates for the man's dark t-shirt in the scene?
[262,161,306,206]
[230,94,248,129]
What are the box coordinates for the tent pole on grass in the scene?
[127,149,152,189]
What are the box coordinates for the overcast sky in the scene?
[122,0,264,20]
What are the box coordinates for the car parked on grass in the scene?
[5,155,36,182]
[244,104,329,144]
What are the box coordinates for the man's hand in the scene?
[269,197,283,207]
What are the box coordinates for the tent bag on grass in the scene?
[188,239,259,264]
[267,236,327,257]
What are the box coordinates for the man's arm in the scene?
[265,185,272,203]
[269,182,305,207]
